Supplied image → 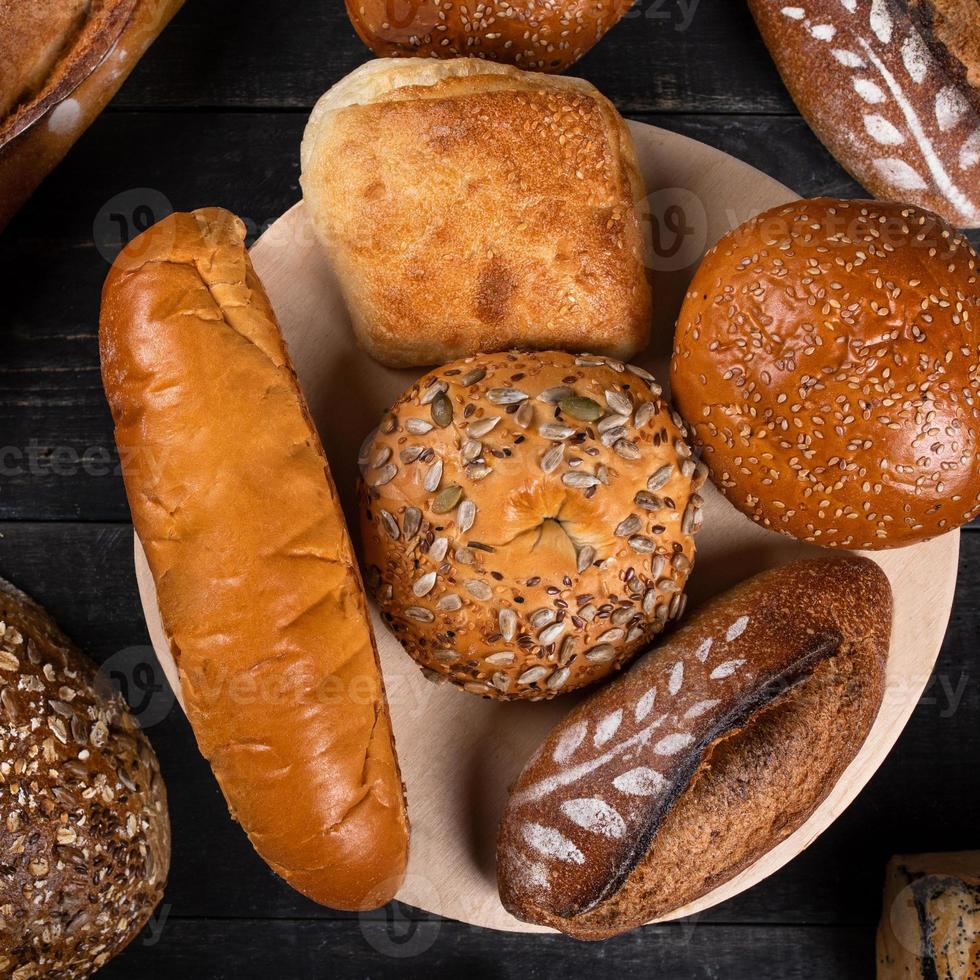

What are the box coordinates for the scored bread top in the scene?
[99,208,409,911]
[497,556,891,938]
[300,58,653,368]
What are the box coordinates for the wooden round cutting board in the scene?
[133,121,960,932]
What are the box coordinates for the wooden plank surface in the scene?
[1,0,978,974]
[110,0,794,114]
[95,921,873,979]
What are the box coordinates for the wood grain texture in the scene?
[94,919,875,979]
[108,0,794,114]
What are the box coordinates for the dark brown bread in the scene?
[0,577,170,977]
[100,208,409,911]
[497,557,891,939]
[0,0,185,232]
[877,851,980,977]
[747,0,980,227]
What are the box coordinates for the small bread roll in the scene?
[358,350,703,700]
[671,198,980,550]
[301,58,653,368]
[344,0,635,73]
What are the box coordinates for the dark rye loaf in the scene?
[497,556,892,939]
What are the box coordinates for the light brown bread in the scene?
[497,557,891,939]
[358,350,703,700]
[345,0,635,73]
[0,577,169,978]
[0,0,185,232]
[877,851,980,977]
[99,208,409,911]
[671,198,980,550]
[300,58,653,368]
[748,0,979,227]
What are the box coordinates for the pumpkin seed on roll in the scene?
[359,350,704,701]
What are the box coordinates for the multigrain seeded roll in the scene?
[0,577,170,978]
[671,198,980,550]
[358,351,704,700]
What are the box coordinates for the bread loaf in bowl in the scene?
[877,851,980,978]
[0,577,170,977]
[359,350,703,700]
[0,0,185,232]
[300,58,653,368]
[671,198,980,550]
[748,0,979,227]
[345,0,634,73]
[100,208,409,911]
[497,556,891,939]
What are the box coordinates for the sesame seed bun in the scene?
[0,578,170,978]
[359,350,703,700]
[344,0,634,73]
[671,198,980,550]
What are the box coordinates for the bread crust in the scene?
[497,557,891,939]
[0,0,185,232]
[99,208,409,911]
[344,0,635,73]
[0,577,170,977]
[748,0,980,228]
[877,850,980,977]
[300,58,653,368]
[671,197,980,550]
[358,350,702,700]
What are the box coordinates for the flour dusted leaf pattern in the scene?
[507,616,757,882]
[768,0,979,224]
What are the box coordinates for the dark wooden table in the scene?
[1,2,977,977]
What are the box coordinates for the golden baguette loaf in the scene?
[99,208,409,911]
[0,0,185,232]
[300,58,653,368]
[497,557,891,938]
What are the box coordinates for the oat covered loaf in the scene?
[498,557,891,939]
[300,58,653,368]
[0,577,170,978]
[671,198,980,550]
[100,208,409,911]
[345,0,635,73]
[359,350,703,701]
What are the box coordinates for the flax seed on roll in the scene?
[671,198,980,550]
[358,350,704,701]
[344,0,634,73]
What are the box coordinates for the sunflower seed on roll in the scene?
[358,350,702,701]
[671,198,980,550]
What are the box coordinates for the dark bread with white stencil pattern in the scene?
[497,557,891,939]
[748,0,980,227]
